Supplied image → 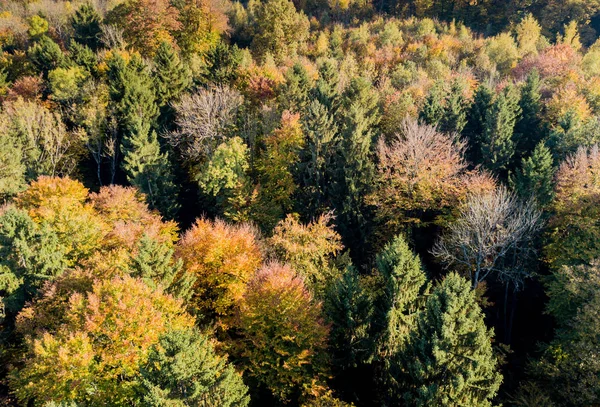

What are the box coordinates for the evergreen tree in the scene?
[401,273,502,407]
[373,234,428,358]
[299,99,339,215]
[68,41,97,74]
[153,41,190,108]
[440,80,468,134]
[121,120,180,218]
[0,133,26,200]
[27,36,65,75]
[335,77,380,256]
[71,3,102,50]
[278,62,312,114]
[131,235,195,301]
[481,84,521,176]
[511,141,554,207]
[140,328,250,407]
[313,58,341,114]
[514,70,545,163]
[325,265,375,370]
[464,84,493,165]
[204,42,242,85]
[419,81,445,127]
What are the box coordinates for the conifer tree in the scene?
[401,273,502,407]
[0,134,26,200]
[514,70,545,162]
[278,62,312,114]
[153,41,190,108]
[511,141,554,207]
[481,84,521,176]
[140,328,250,407]
[28,36,65,75]
[325,265,374,370]
[121,120,180,218]
[71,3,102,50]
[464,84,493,165]
[373,234,428,358]
[440,80,468,135]
[131,235,195,301]
[335,77,380,255]
[204,42,242,85]
[313,58,341,114]
[419,81,445,127]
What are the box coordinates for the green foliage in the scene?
[131,235,195,301]
[204,42,243,85]
[419,81,445,127]
[278,63,313,113]
[251,0,310,62]
[511,141,554,207]
[464,84,493,164]
[401,272,502,407]
[28,36,64,74]
[153,41,190,107]
[481,84,521,175]
[140,328,250,407]
[121,120,180,218]
[0,207,68,317]
[514,70,545,162]
[28,15,49,39]
[71,3,102,50]
[0,132,26,200]
[48,66,87,102]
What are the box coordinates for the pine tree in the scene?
[401,273,502,407]
[121,120,180,218]
[71,3,102,50]
[153,41,190,108]
[464,84,493,165]
[325,265,375,370]
[140,328,250,407]
[514,70,545,163]
[511,141,554,207]
[131,235,195,301]
[481,84,521,176]
[419,81,446,127]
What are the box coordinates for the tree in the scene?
[233,262,329,403]
[270,213,343,296]
[515,14,541,57]
[196,137,253,222]
[464,84,493,165]
[0,131,26,200]
[546,145,600,268]
[432,186,542,290]
[71,3,101,50]
[140,328,250,407]
[176,218,263,320]
[171,0,227,57]
[251,0,310,62]
[106,0,180,56]
[27,36,64,74]
[440,79,468,135]
[153,41,190,109]
[10,275,194,406]
[371,118,468,229]
[419,81,445,127]
[121,120,180,219]
[511,141,555,207]
[481,84,521,176]
[0,207,68,318]
[278,63,313,114]
[131,235,195,301]
[514,70,545,163]
[401,273,502,407]
[168,87,242,163]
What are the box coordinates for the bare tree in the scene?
[167,86,243,162]
[431,185,542,290]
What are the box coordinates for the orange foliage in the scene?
[176,218,263,319]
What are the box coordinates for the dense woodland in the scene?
[1,0,600,405]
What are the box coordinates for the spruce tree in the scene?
[121,120,180,218]
[204,42,242,85]
[300,99,339,215]
[401,273,502,407]
[514,70,544,163]
[464,84,493,165]
[511,141,555,207]
[325,265,375,370]
[131,235,195,300]
[440,80,468,134]
[419,81,446,127]
[312,58,341,114]
[481,84,521,176]
[140,328,250,407]
[27,36,65,75]
[71,3,102,50]
[278,62,312,114]
[335,77,379,255]
[153,41,190,108]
